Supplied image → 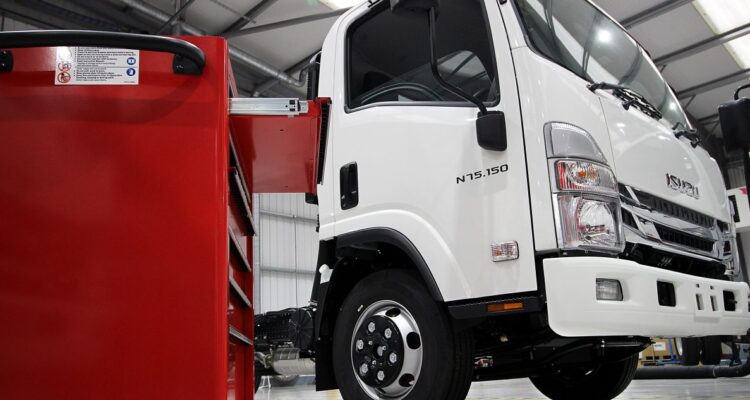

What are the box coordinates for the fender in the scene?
[335,228,443,300]
[311,228,443,391]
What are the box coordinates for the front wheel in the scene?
[530,354,639,400]
[333,269,473,400]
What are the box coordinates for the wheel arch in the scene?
[312,228,444,391]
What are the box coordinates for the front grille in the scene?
[633,189,714,228]
[622,243,726,279]
[621,208,637,228]
[654,224,715,253]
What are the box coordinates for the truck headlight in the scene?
[555,160,617,195]
[556,194,623,251]
[546,122,624,253]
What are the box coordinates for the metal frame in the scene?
[221,0,278,34]
[155,0,198,34]
[677,68,750,99]
[656,22,750,67]
[223,10,348,38]
[621,0,693,29]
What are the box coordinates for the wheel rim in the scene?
[350,300,423,399]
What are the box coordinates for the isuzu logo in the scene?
[666,173,700,200]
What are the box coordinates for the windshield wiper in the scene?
[588,82,663,121]
[672,122,702,148]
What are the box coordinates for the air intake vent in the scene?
[655,224,714,252]
[621,208,637,228]
[633,189,714,228]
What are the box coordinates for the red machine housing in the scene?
[0,36,324,399]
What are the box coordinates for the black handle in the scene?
[0,30,205,75]
[340,162,359,210]
[736,83,750,100]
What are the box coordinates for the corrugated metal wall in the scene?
[253,193,318,313]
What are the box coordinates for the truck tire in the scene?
[333,269,473,400]
[701,336,723,365]
[530,354,638,400]
[680,338,702,366]
[255,374,261,393]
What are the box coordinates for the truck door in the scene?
[328,0,537,301]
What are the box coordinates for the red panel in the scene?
[0,38,233,399]
[230,100,326,194]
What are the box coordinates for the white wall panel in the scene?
[253,193,319,313]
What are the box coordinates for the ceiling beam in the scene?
[223,9,348,38]
[0,7,59,29]
[655,22,750,66]
[621,0,693,29]
[65,0,154,32]
[25,0,127,31]
[677,68,750,99]
[698,113,720,123]
[117,0,305,88]
[0,1,82,30]
[155,0,198,34]
[252,51,319,96]
[220,0,278,34]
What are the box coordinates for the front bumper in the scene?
[544,257,750,337]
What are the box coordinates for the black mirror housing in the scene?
[719,98,750,150]
[476,111,507,151]
[390,0,440,14]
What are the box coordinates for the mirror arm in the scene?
[735,83,750,101]
[427,8,488,115]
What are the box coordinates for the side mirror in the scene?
[390,0,440,14]
[719,84,750,150]
[476,112,507,151]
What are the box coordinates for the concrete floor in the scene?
[255,377,750,399]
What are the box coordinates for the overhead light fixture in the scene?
[694,0,750,70]
[318,0,362,10]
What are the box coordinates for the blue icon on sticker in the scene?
[126,68,136,76]
[127,57,136,65]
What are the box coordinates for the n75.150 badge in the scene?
[456,164,508,185]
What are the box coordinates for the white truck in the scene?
[253,0,750,399]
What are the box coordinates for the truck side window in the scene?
[347,0,499,109]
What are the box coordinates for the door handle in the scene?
[340,162,358,210]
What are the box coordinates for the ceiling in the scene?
[1,0,749,145]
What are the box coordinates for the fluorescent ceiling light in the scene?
[694,0,750,69]
[318,0,363,10]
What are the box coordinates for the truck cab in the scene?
[253,0,750,398]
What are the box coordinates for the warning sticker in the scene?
[55,47,139,85]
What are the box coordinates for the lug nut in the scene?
[356,339,364,351]
[389,352,398,363]
[359,363,369,376]
[368,322,376,333]
[377,370,385,381]
[384,328,392,339]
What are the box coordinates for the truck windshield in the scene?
[515,0,689,129]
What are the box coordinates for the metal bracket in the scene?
[229,98,309,116]
[172,54,202,75]
[0,50,12,72]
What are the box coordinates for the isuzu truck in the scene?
[2,0,750,400]
[255,0,750,399]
